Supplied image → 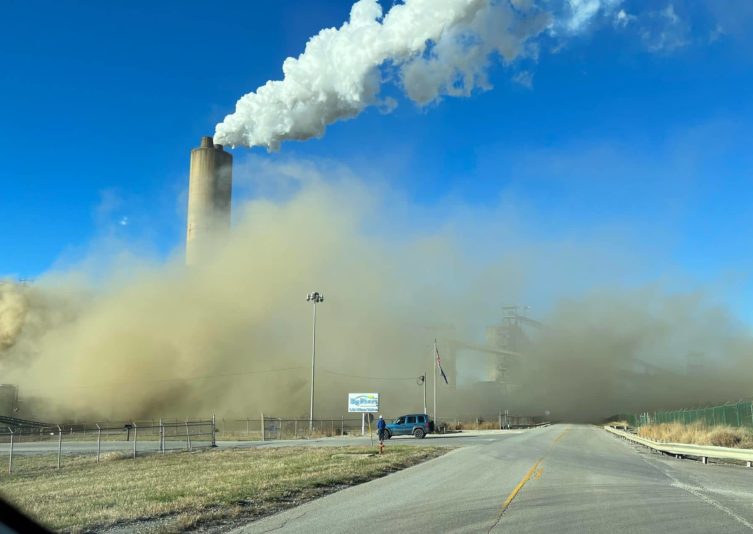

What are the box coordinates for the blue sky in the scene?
[1,1,752,312]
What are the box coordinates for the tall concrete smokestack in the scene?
[186,136,232,265]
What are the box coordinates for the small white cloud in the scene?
[566,0,623,33]
[640,3,689,53]
[662,3,680,25]
[119,216,129,227]
[512,70,534,89]
[614,9,635,28]
[567,0,601,32]
[378,97,398,115]
[708,23,725,43]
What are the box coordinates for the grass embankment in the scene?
[638,422,753,448]
[0,445,443,533]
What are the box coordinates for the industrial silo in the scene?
[0,384,17,417]
[185,136,232,265]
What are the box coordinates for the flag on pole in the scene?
[435,340,449,384]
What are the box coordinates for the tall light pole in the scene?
[306,291,324,431]
[433,340,437,423]
[417,374,427,415]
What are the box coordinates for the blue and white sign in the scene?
[347,393,379,413]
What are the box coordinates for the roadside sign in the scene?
[348,393,379,413]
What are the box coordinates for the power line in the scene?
[142,366,309,384]
[61,366,308,390]
[318,368,416,381]
[55,365,420,391]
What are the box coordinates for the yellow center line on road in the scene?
[553,427,570,444]
[500,460,541,511]
[487,426,570,532]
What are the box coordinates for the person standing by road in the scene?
[377,415,386,442]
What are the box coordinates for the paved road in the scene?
[0,429,525,455]
[234,424,753,533]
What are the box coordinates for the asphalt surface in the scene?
[233,424,753,534]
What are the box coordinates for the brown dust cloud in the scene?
[1,162,753,424]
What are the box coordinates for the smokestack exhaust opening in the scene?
[186,136,233,265]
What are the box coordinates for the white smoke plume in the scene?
[214,0,620,150]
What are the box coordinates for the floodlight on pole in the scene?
[306,291,324,432]
[417,374,427,415]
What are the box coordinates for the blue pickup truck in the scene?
[384,413,433,439]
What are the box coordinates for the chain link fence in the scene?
[439,413,545,430]
[0,417,215,475]
[1,410,545,475]
[618,401,753,428]
[216,416,364,440]
[216,412,545,439]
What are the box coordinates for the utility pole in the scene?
[433,340,438,424]
[306,291,324,432]
[423,372,427,415]
[417,374,427,415]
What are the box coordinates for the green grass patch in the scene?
[0,445,444,532]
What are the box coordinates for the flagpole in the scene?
[433,339,437,425]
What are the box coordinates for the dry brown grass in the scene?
[0,445,443,533]
[448,420,500,431]
[638,422,753,448]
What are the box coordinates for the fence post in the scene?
[96,424,101,464]
[246,418,250,437]
[133,422,137,459]
[8,427,14,475]
[737,404,741,427]
[159,419,164,454]
[341,416,344,436]
[294,419,298,438]
[331,419,334,437]
[739,402,745,427]
[185,420,192,451]
[261,413,265,442]
[57,425,62,469]
[211,414,216,447]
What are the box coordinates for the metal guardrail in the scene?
[604,425,753,466]
[0,415,49,429]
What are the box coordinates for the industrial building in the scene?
[0,383,18,417]
[185,136,233,265]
